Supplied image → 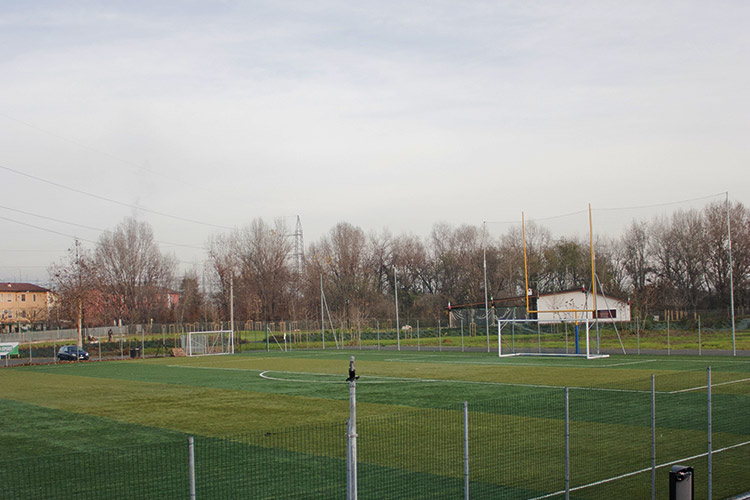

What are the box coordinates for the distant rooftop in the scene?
[1,282,51,293]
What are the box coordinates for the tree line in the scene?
[48,201,749,329]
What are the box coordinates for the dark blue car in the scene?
[57,345,90,361]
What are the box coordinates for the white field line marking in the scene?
[669,377,750,394]
[258,370,438,384]
[382,357,658,368]
[527,439,750,500]
[166,364,263,372]
[253,369,658,393]
[167,365,660,393]
[169,365,728,395]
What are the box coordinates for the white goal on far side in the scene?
[181,330,234,356]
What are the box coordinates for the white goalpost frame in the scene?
[497,317,608,359]
[183,330,235,357]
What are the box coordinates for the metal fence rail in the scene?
[1,367,748,499]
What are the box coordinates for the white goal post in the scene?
[497,318,609,360]
[181,330,234,356]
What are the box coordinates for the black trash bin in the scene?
[669,465,694,500]
[129,347,141,359]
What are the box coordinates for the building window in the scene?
[595,309,617,319]
[33,294,37,302]
[20,294,26,302]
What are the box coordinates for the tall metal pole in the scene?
[347,357,358,500]
[706,366,713,500]
[320,274,325,349]
[188,436,196,500]
[229,276,235,354]
[463,401,470,500]
[483,221,490,353]
[522,212,530,314]
[394,267,400,351]
[564,387,570,500]
[589,204,599,354]
[75,239,83,349]
[726,193,736,356]
[651,374,656,500]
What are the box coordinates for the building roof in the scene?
[447,288,628,310]
[1,282,50,293]
[537,288,628,303]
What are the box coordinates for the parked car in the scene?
[57,345,90,361]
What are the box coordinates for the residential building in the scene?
[0,282,52,331]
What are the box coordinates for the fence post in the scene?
[636,316,640,355]
[538,321,542,354]
[698,315,701,356]
[347,357,358,500]
[651,374,656,500]
[189,436,196,500]
[438,319,441,352]
[565,387,570,500]
[464,401,469,500]
[708,366,712,500]
[461,319,464,352]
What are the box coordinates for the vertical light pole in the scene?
[483,221,490,353]
[75,239,83,349]
[320,274,325,349]
[726,193,736,356]
[394,267,400,351]
[229,276,235,354]
[347,356,359,500]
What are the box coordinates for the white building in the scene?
[535,289,631,324]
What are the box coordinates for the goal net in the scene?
[181,330,234,356]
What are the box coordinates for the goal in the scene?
[497,317,608,359]
[181,330,234,356]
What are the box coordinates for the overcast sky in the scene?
[2,1,749,284]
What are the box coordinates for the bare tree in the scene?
[429,223,484,306]
[702,201,750,308]
[206,231,239,322]
[95,218,176,325]
[650,210,707,311]
[237,219,294,321]
[176,271,204,324]
[48,239,98,346]
[305,222,376,325]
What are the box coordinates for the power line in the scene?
[0,213,208,251]
[0,215,98,244]
[595,192,726,211]
[484,193,728,226]
[0,164,234,230]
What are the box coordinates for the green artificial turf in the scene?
[1,350,748,499]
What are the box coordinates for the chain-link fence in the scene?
[2,364,748,499]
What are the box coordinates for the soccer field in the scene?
[2,350,749,499]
